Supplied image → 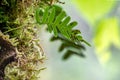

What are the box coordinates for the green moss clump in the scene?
[0,0,48,79]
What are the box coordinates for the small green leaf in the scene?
[42,7,49,23]
[47,7,55,32]
[52,5,62,16]
[62,50,73,60]
[48,7,55,24]
[52,25,58,37]
[35,8,43,24]
[58,16,71,38]
[82,40,91,46]
[53,11,66,26]
[68,21,78,29]
[59,43,66,52]
[59,16,71,27]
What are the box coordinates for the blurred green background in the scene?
[40,0,120,80]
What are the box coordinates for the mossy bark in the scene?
[0,37,16,80]
[0,0,46,79]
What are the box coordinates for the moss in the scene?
[0,0,48,79]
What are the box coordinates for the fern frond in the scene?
[50,34,86,60]
[35,5,90,45]
[35,5,90,59]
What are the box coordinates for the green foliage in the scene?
[35,5,90,45]
[35,5,90,59]
[51,35,85,60]
[72,0,116,25]
[94,17,120,63]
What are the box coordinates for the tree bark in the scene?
[0,37,16,80]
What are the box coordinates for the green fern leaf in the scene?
[35,8,44,24]
[47,7,55,32]
[35,4,90,46]
[58,16,71,38]
[42,7,49,23]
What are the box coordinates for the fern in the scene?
[50,34,86,60]
[35,5,90,59]
[36,5,90,45]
